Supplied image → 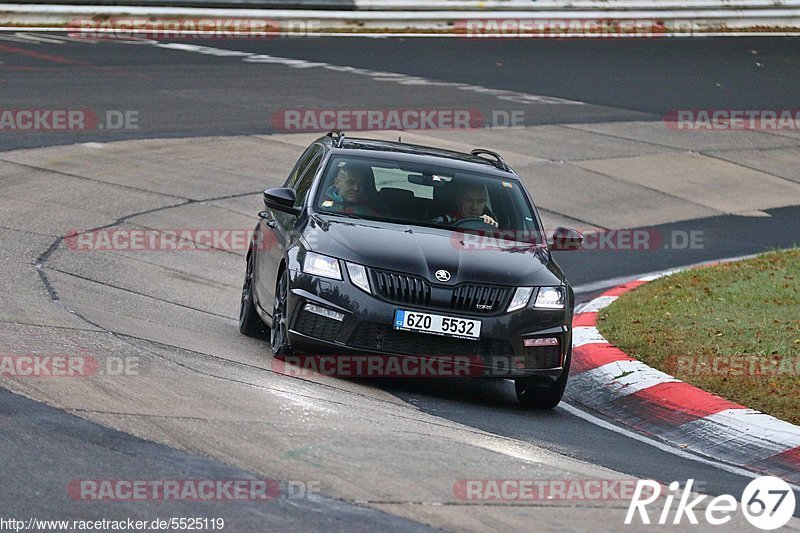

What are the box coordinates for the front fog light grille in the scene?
[522,344,562,369]
[295,305,344,341]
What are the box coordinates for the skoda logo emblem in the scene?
[435,269,451,282]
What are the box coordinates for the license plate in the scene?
[393,309,481,340]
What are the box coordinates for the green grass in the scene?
[597,248,800,425]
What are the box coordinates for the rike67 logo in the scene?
[626,477,796,530]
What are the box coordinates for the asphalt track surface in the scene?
[3,36,800,151]
[1,34,799,530]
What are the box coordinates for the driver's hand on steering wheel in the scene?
[481,214,499,227]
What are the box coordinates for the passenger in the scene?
[433,182,498,227]
[321,162,377,215]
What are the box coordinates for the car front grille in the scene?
[370,269,431,307]
[450,284,512,314]
[347,322,513,359]
[369,268,511,315]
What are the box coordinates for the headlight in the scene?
[507,287,533,312]
[303,251,341,280]
[346,262,371,294]
[534,286,565,309]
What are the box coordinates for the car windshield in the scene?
[314,155,543,244]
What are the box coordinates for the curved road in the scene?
[1,33,799,531]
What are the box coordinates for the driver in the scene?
[321,162,377,215]
[432,182,498,227]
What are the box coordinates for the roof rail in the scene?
[470,149,510,172]
[327,129,346,148]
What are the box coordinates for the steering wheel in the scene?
[452,217,497,231]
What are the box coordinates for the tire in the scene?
[514,346,571,409]
[270,268,293,358]
[239,250,266,337]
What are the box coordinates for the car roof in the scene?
[320,135,518,179]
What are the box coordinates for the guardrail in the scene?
[2,0,799,35]
[355,0,800,8]
[8,0,800,7]
[11,0,355,6]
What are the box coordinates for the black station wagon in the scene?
[240,130,583,408]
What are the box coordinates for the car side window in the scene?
[293,153,323,208]
[285,145,323,188]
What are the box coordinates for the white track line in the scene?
[560,400,800,492]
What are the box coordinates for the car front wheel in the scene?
[270,268,292,357]
[514,346,571,409]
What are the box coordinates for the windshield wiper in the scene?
[321,211,362,219]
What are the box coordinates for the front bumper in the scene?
[283,269,572,379]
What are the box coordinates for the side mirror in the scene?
[263,187,300,215]
[549,226,583,251]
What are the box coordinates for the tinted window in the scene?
[293,154,323,208]
[285,145,323,188]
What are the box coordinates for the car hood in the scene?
[304,215,563,287]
